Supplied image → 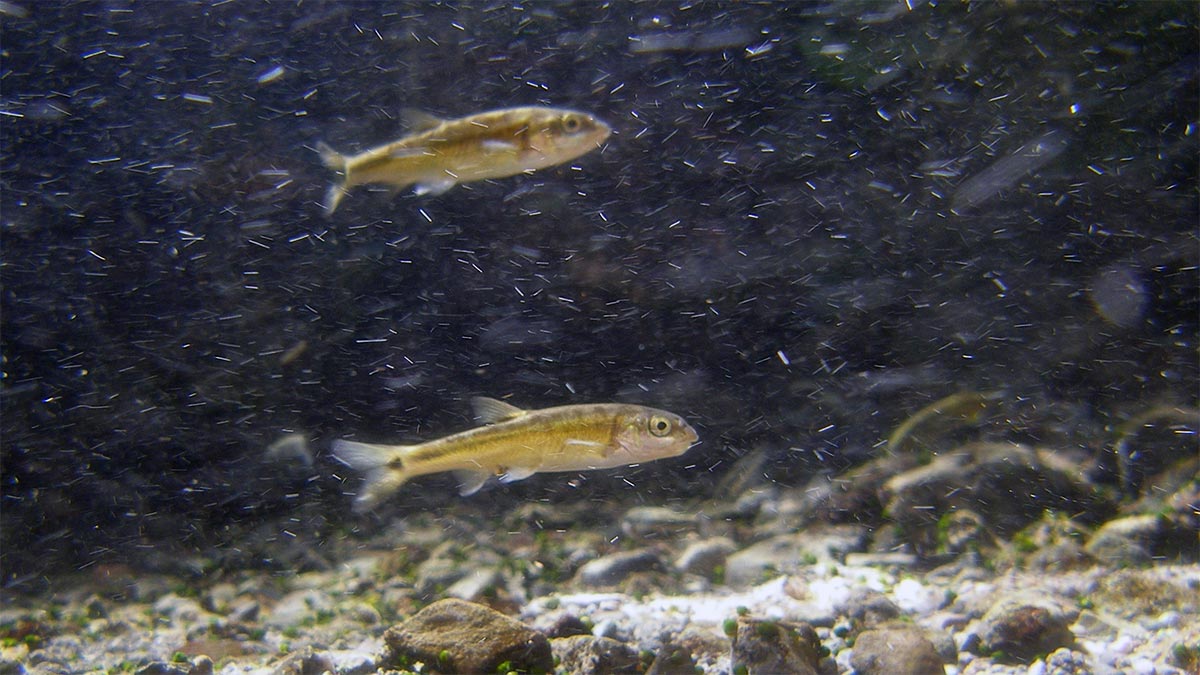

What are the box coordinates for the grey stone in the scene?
[134,665,187,675]
[621,506,697,539]
[151,594,207,624]
[1044,647,1092,675]
[724,526,868,586]
[445,567,502,603]
[577,548,664,587]
[849,626,944,675]
[265,589,334,629]
[271,646,335,675]
[1085,514,1162,566]
[836,589,902,628]
[674,537,737,578]
[187,655,214,675]
[551,635,642,674]
[325,647,379,675]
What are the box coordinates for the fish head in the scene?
[524,109,612,166]
[613,407,699,465]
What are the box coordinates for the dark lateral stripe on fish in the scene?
[403,407,614,465]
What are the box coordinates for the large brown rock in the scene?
[382,598,553,674]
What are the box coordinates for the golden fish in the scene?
[332,397,698,511]
[318,106,612,214]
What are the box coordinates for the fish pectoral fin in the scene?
[498,466,538,483]
[400,108,446,133]
[388,146,429,159]
[471,397,528,425]
[454,470,493,496]
[564,438,605,450]
[480,139,520,153]
[413,179,457,196]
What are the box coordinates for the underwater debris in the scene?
[277,340,308,367]
[1090,265,1150,328]
[318,106,611,214]
[265,433,313,469]
[628,26,759,54]
[886,390,1003,454]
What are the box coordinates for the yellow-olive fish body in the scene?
[332,397,698,511]
[318,106,611,214]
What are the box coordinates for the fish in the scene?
[886,390,1002,454]
[317,106,612,214]
[332,397,698,511]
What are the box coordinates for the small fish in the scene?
[332,397,698,511]
[318,106,612,214]
[887,390,1002,453]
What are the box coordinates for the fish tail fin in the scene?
[316,141,349,215]
[332,439,412,512]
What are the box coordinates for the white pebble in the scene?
[1111,634,1137,655]
[1130,658,1157,675]
[892,577,944,615]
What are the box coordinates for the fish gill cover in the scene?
[0,1,1196,582]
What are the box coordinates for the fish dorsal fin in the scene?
[401,108,445,133]
[471,396,527,424]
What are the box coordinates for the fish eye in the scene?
[562,115,583,133]
[648,415,672,437]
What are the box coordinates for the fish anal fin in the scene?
[401,108,446,133]
[354,469,409,513]
[455,470,492,496]
[324,184,348,216]
[317,142,349,215]
[413,179,457,196]
[498,466,538,484]
[471,396,528,424]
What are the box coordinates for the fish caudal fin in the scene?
[331,439,411,512]
[316,142,349,215]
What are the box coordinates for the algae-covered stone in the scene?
[729,616,822,675]
[382,598,552,674]
[644,640,700,675]
[967,591,1079,664]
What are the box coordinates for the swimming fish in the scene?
[332,397,698,511]
[887,390,1002,454]
[317,106,612,214]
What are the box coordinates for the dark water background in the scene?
[2,1,1196,584]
